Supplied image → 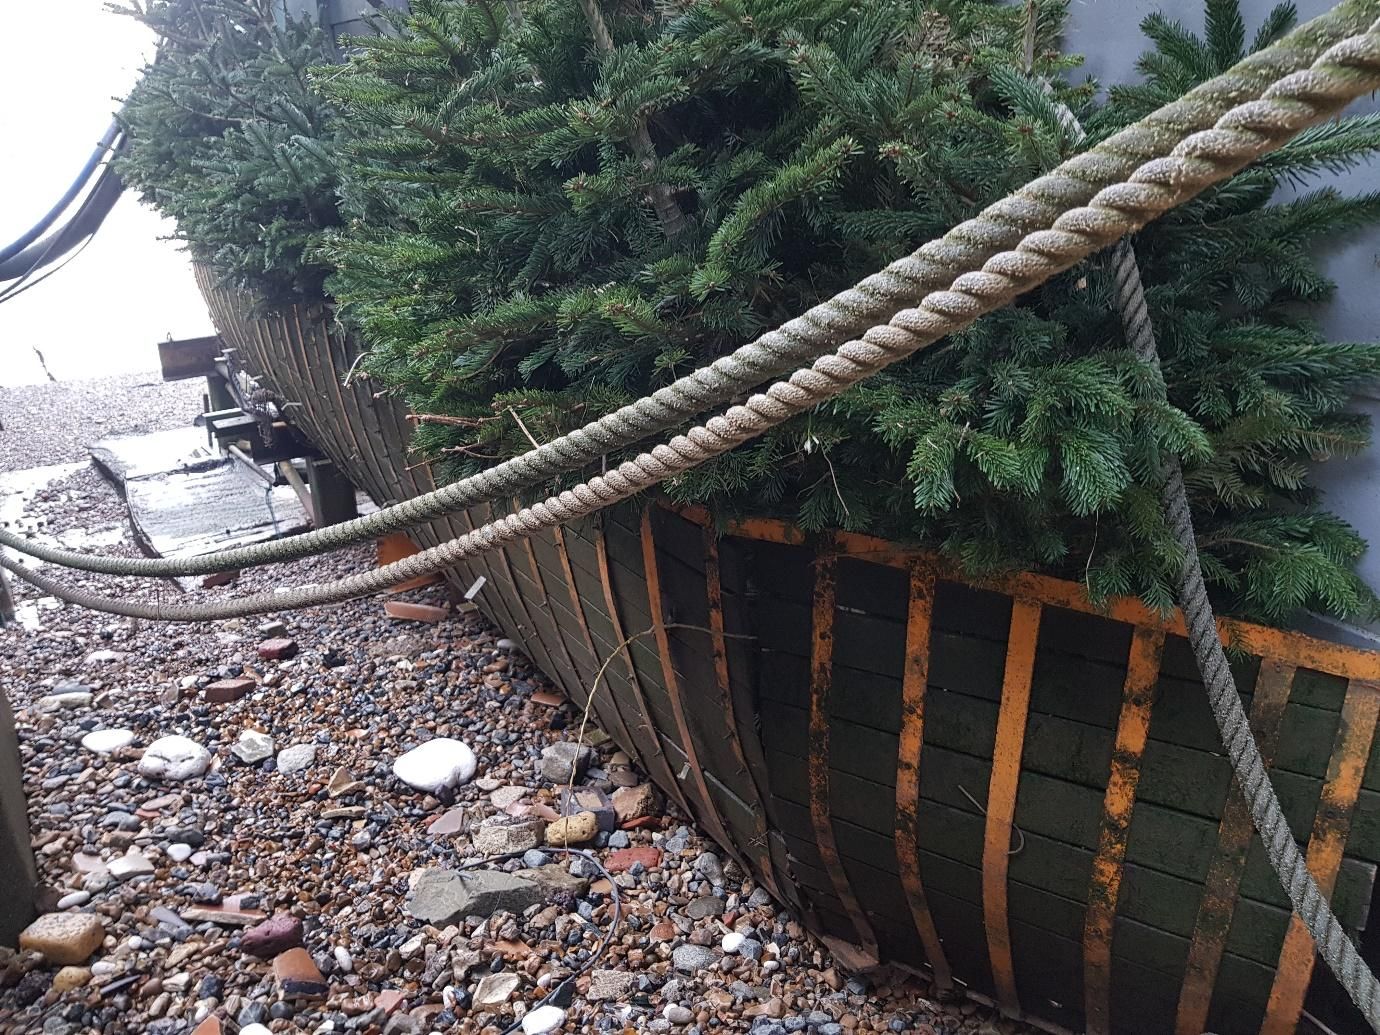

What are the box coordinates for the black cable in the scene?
[0,120,120,265]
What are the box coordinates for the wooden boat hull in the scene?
[196,275,1380,1035]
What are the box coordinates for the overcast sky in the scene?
[0,0,215,388]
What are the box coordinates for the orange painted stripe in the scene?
[1260,680,1380,1035]
[673,505,1380,683]
[983,598,1042,1017]
[703,526,787,904]
[594,514,690,816]
[640,508,743,868]
[1083,625,1166,1035]
[894,560,954,991]
[1176,660,1296,1035]
[809,554,880,960]
[551,524,649,775]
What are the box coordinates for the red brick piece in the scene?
[191,1018,222,1035]
[273,947,327,999]
[375,989,407,1016]
[203,678,255,704]
[201,570,241,589]
[257,637,298,661]
[604,846,662,873]
[383,600,449,623]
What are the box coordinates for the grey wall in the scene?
[1065,0,1380,638]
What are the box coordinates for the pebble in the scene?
[19,913,105,965]
[537,742,592,784]
[138,735,211,781]
[545,811,597,846]
[231,729,275,764]
[521,1005,567,1034]
[276,742,318,773]
[56,891,90,910]
[391,738,477,793]
[80,728,134,754]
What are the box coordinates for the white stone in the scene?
[232,730,274,764]
[521,1005,567,1034]
[81,729,134,755]
[663,1004,694,1025]
[333,946,353,974]
[391,738,477,794]
[473,971,519,1007]
[37,691,93,713]
[240,1026,272,1035]
[166,843,193,863]
[276,743,317,773]
[721,931,746,954]
[138,736,211,781]
[496,639,517,651]
[57,891,90,910]
[108,852,155,881]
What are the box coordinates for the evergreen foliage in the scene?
[115,0,1380,624]
[114,0,342,299]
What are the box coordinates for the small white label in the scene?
[464,575,487,600]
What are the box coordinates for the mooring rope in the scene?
[1109,237,1380,1029]
[1,0,1377,578]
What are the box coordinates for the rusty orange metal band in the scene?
[984,598,1042,1017]
[1084,625,1166,1035]
[673,505,1380,684]
[551,525,648,774]
[640,508,743,866]
[1260,679,1380,1035]
[895,560,954,992]
[594,514,690,815]
[1176,660,1297,1035]
[810,553,880,960]
[702,525,787,903]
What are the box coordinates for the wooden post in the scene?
[305,459,358,527]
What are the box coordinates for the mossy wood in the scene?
[197,276,1380,1035]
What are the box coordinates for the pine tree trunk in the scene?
[577,0,688,240]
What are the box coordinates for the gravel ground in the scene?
[0,441,1032,1035]
[0,375,203,471]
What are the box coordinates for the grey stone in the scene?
[515,863,590,899]
[536,742,592,784]
[473,817,545,856]
[406,869,544,925]
[672,944,720,972]
[693,852,723,883]
[275,743,317,774]
[588,968,635,1001]
[685,896,725,920]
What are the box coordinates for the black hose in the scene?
[0,120,121,265]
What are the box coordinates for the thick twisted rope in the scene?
[3,0,1378,579]
[1109,237,1380,1029]
[7,14,1380,621]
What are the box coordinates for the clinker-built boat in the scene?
[189,273,1380,1035]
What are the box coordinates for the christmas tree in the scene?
[115,0,1380,624]
[114,0,342,301]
